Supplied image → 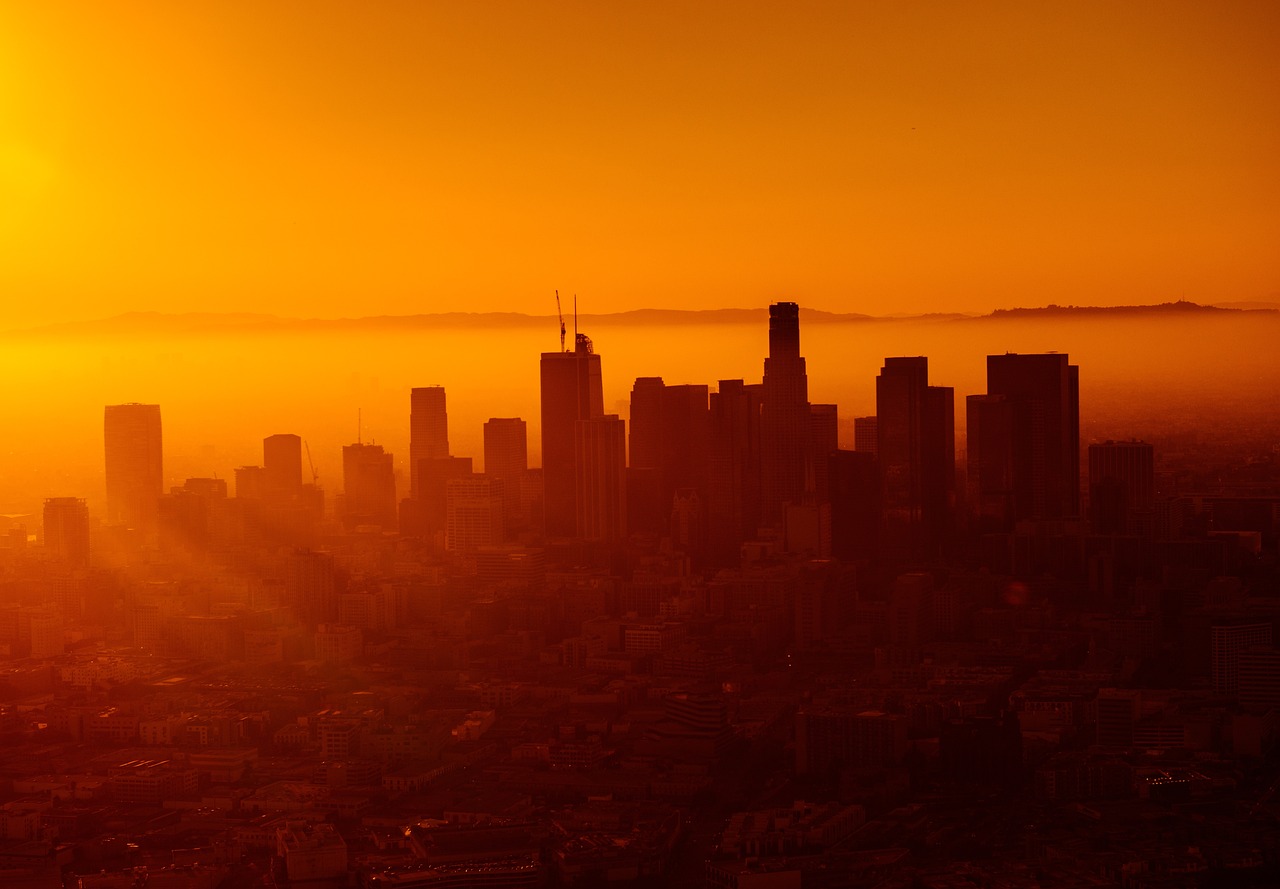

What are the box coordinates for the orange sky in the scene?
[2,1,1277,327]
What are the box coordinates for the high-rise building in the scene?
[341,443,396,529]
[264,434,304,502]
[810,403,838,501]
[760,302,810,525]
[1211,622,1273,697]
[628,377,666,472]
[409,387,449,498]
[854,416,878,456]
[408,455,473,541]
[707,379,763,565]
[876,357,954,559]
[575,415,627,542]
[628,381,712,540]
[966,395,1015,531]
[104,403,163,534]
[235,465,267,500]
[445,475,505,552]
[1239,647,1280,711]
[43,497,90,567]
[484,418,528,533]
[540,333,604,537]
[1088,440,1155,535]
[978,353,1080,524]
[287,549,341,625]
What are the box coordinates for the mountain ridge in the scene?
[4,300,1273,338]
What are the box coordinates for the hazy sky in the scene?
[2,1,1277,326]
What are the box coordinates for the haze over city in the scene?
[1,3,1279,889]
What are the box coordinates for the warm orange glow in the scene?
[1,1,1278,327]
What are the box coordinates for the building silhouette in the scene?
[760,302,810,525]
[810,403,839,503]
[484,418,528,534]
[876,357,954,559]
[1088,440,1155,535]
[445,475,505,552]
[707,379,763,565]
[575,415,627,543]
[540,333,604,538]
[854,415,878,456]
[104,403,163,535]
[410,386,449,498]
[341,443,396,530]
[43,497,90,567]
[969,353,1080,529]
[264,433,304,502]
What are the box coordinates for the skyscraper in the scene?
[707,379,763,564]
[410,386,449,498]
[540,333,603,537]
[484,417,528,533]
[760,302,810,525]
[341,443,396,529]
[876,357,954,558]
[263,433,304,502]
[575,415,627,542]
[975,353,1081,525]
[43,497,90,567]
[1088,440,1155,535]
[445,475,505,552]
[809,403,839,501]
[104,403,163,534]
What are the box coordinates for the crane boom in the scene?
[556,290,566,352]
[304,440,319,484]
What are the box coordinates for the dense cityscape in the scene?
[0,303,1276,888]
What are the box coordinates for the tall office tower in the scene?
[854,416,878,456]
[409,386,449,498]
[1211,622,1273,697]
[410,455,473,540]
[1239,647,1280,711]
[287,549,341,625]
[760,302,810,525]
[575,415,627,542]
[627,376,666,535]
[876,358,954,559]
[43,497,90,567]
[661,384,711,536]
[235,465,267,500]
[263,434,304,501]
[966,395,1015,531]
[104,403,163,533]
[707,379,764,564]
[484,418,528,533]
[1089,440,1155,535]
[981,352,1081,523]
[541,333,604,537]
[810,404,839,501]
[628,377,666,471]
[341,443,397,529]
[445,475,505,552]
[159,477,230,552]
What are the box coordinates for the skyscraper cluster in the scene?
[88,306,1096,573]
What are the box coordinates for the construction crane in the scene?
[304,440,319,485]
[556,290,566,352]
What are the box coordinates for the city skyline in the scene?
[1,5,1278,883]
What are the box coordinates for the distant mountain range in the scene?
[4,300,1275,338]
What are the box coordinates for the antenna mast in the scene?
[357,408,362,445]
[574,294,578,343]
[556,290,566,352]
